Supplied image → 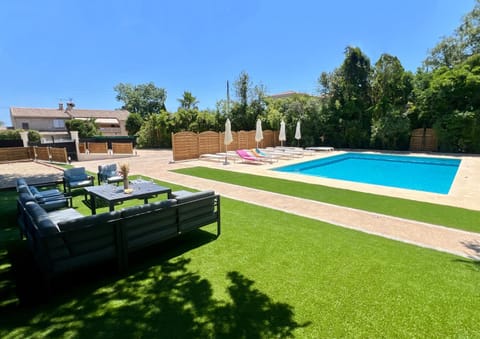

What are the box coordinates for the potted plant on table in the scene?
[119,163,130,191]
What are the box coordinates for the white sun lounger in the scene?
[199,154,227,162]
[305,146,335,152]
[260,148,297,159]
[266,147,304,157]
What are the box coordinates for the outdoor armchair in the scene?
[16,178,71,212]
[97,163,123,185]
[63,167,94,193]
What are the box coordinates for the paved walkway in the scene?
[74,150,480,260]
[3,150,480,259]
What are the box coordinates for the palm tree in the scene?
[178,91,199,110]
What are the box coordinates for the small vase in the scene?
[123,177,129,190]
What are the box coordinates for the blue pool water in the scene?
[273,153,461,194]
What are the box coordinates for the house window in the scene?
[53,119,65,129]
[21,122,29,130]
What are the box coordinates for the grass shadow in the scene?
[0,230,308,338]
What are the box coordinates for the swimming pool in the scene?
[273,152,461,194]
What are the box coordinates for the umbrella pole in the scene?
[224,145,229,165]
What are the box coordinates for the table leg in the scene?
[109,202,115,212]
[91,195,96,215]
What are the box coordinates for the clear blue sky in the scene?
[0,0,475,126]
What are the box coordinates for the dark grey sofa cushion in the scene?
[121,199,177,218]
[16,178,28,191]
[17,184,32,195]
[68,179,93,188]
[19,192,36,204]
[30,186,62,198]
[26,202,60,236]
[175,190,214,204]
[65,167,89,181]
[121,200,178,251]
[48,208,84,225]
[57,210,121,232]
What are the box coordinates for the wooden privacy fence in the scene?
[410,128,437,152]
[172,129,279,161]
[112,142,134,154]
[78,141,134,154]
[0,146,68,163]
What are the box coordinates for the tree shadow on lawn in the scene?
[456,240,480,270]
[1,230,309,338]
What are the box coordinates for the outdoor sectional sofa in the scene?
[17,189,221,287]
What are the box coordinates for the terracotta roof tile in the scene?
[10,107,130,120]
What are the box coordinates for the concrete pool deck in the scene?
[2,149,480,259]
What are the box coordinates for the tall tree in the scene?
[136,111,171,148]
[177,91,199,110]
[231,71,257,130]
[425,54,480,152]
[424,0,480,70]
[371,54,411,117]
[125,112,144,136]
[322,46,372,147]
[114,82,167,118]
[370,54,412,149]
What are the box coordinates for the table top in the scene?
[84,180,171,202]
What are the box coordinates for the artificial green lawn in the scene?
[0,177,479,337]
[173,166,480,233]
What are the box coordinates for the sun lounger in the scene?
[266,147,304,158]
[245,149,277,163]
[259,148,296,159]
[305,146,335,152]
[274,146,316,156]
[199,154,228,162]
[251,149,279,162]
[235,149,264,164]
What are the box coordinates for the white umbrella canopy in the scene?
[279,120,286,146]
[255,119,263,148]
[224,118,233,146]
[294,120,301,145]
[223,118,233,165]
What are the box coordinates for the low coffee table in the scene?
[84,181,172,215]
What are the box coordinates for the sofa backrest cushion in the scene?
[175,190,215,204]
[65,167,88,181]
[121,199,177,218]
[99,163,116,175]
[16,178,28,191]
[25,202,60,236]
[105,163,117,177]
[57,210,121,232]
[17,184,32,196]
[176,191,217,232]
[19,192,36,204]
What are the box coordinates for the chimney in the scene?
[66,102,75,111]
[58,102,64,110]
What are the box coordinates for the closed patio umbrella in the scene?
[279,120,286,146]
[224,118,233,165]
[255,119,263,148]
[294,120,301,146]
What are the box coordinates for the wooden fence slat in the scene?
[112,142,134,154]
[87,142,108,154]
[409,128,437,152]
[172,129,279,161]
[0,147,31,161]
